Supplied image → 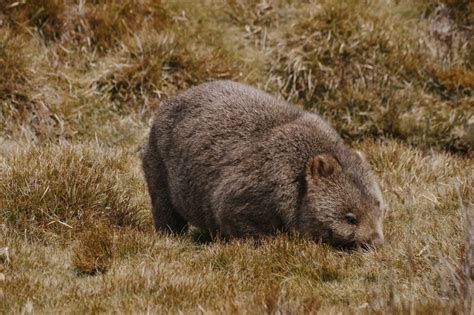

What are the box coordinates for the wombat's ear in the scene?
[309,154,340,178]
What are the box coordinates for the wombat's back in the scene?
[156,81,302,149]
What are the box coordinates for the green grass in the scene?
[0,0,472,313]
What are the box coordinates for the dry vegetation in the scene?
[0,0,472,313]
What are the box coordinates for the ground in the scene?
[0,0,473,313]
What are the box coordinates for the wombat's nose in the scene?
[371,232,384,248]
[358,232,384,250]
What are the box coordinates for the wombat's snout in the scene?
[357,232,384,250]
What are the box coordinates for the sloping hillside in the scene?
[0,0,472,313]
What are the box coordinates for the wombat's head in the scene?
[299,152,384,250]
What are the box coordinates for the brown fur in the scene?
[142,81,384,248]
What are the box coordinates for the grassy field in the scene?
[0,0,473,313]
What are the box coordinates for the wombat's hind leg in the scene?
[143,143,188,234]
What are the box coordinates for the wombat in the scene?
[143,81,384,249]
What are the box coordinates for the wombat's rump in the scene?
[143,81,384,248]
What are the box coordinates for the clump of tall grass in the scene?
[0,0,66,40]
[0,28,28,102]
[0,144,149,240]
[0,27,55,141]
[72,222,114,275]
[67,0,170,51]
[0,0,169,47]
[94,31,238,113]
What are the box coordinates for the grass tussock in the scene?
[421,0,474,28]
[72,222,113,275]
[78,0,169,51]
[95,31,237,112]
[0,144,149,240]
[0,28,28,101]
[0,27,57,142]
[0,0,66,40]
[0,0,169,47]
[0,0,473,313]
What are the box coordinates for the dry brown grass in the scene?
[0,144,149,241]
[78,0,169,51]
[0,0,66,40]
[0,28,27,101]
[0,0,473,313]
[94,31,238,113]
[72,222,114,275]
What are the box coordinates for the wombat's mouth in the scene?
[330,239,376,252]
[325,237,357,251]
[323,231,358,251]
[332,241,357,251]
[318,230,381,251]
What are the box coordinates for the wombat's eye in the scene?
[345,213,358,225]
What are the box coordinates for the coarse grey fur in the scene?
[143,81,384,248]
